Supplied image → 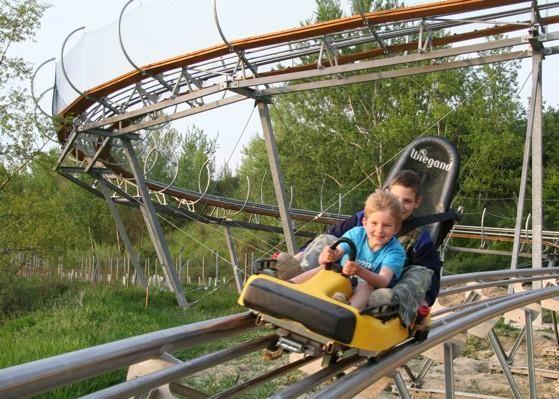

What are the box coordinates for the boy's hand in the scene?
[342,260,361,276]
[319,246,337,265]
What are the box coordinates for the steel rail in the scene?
[209,355,317,399]
[2,270,558,398]
[107,171,559,236]
[73,7,542,129]
[70,17,559,135]
[439,275,556,297]
[449,233,559,250]
[79,334,277,399]
[440,266,559,287]
[0,312,256,399]
[451,224,559,239]
[72,9,556,134]
[137,177,349,224]
[281,288,554,398]
[82,3,547,122]
[56,166,559,245]
[232,34,551,91]
[91,170,559,239]
[271,354,363,399]
[445,245,535,258]
[313,284,559,398]
[258,49,531,96]
[430,291,523,319]
[84,173,320,238]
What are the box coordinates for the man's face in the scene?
[389,184,421,221]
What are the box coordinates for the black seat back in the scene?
[384,136,460,246]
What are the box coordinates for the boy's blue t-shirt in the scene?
[339,226,406,287]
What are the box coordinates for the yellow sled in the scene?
[238,268,412,354]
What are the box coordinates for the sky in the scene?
[19,0,326,172]
[15,0,559,173]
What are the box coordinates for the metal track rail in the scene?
[2,268,559,398]
[67,170,559,241]
[0,313,256,399]
[54,0,559,169]
[55,0,542,132]
[314,285,559,398]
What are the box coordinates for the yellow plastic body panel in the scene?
[238,269,410,352]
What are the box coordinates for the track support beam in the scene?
[257,100,296,254]
[488,329,522,399]
[443,343,455,399]
[531,48,544,276]
[525,309,537,399]
[393,371,411,399]
[122,139,189,308]
[224,224,244,293]
[99,181,148,288]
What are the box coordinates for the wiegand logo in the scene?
[410,147,452,171]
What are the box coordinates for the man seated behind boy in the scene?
[286,170,441,307]
[291,190,406,310]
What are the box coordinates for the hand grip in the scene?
[324,237,356,274]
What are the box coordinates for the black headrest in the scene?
[384,136,460,244]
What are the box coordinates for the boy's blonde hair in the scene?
[364,189,403,229]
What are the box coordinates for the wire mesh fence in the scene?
[9,251,258,290]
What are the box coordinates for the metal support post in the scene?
[443,343,454,399]
[99,181,147,288]
[224,225,244,293]
[510,53,540,275]
[122,139,189,308]
[490,327,510,364]
[402,365,416,384]
[257,100,296,254]
[402,359,434,388]
[525,310,537,399]
[392,371,411,399]
[552,311,559,345]
[415,358,434,387]
[531,49,544,276]
[507,326,526,364]
[488,330,522,399]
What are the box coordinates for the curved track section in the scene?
[54,0,559,222]
[2,268,559,398]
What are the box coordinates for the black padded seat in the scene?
[383,136,460,246]
[242,279,356,344]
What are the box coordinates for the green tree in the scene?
[175,125,217,192]
[238,0,524,218]
[542,106,559,230]
[0,151,116,259]
[140,127,183,185]
[0,0,49,189]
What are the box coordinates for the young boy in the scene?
[292,190,406,310]
[328,170,441,306]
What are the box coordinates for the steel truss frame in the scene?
[44,1,559,395]
[52,0,559,313]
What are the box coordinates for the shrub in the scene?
[0,272,70,323]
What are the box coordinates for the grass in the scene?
[0,275,71,322]
[181,349,302,398]
[0,278,257,398]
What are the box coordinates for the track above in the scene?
[52,0,559,225]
